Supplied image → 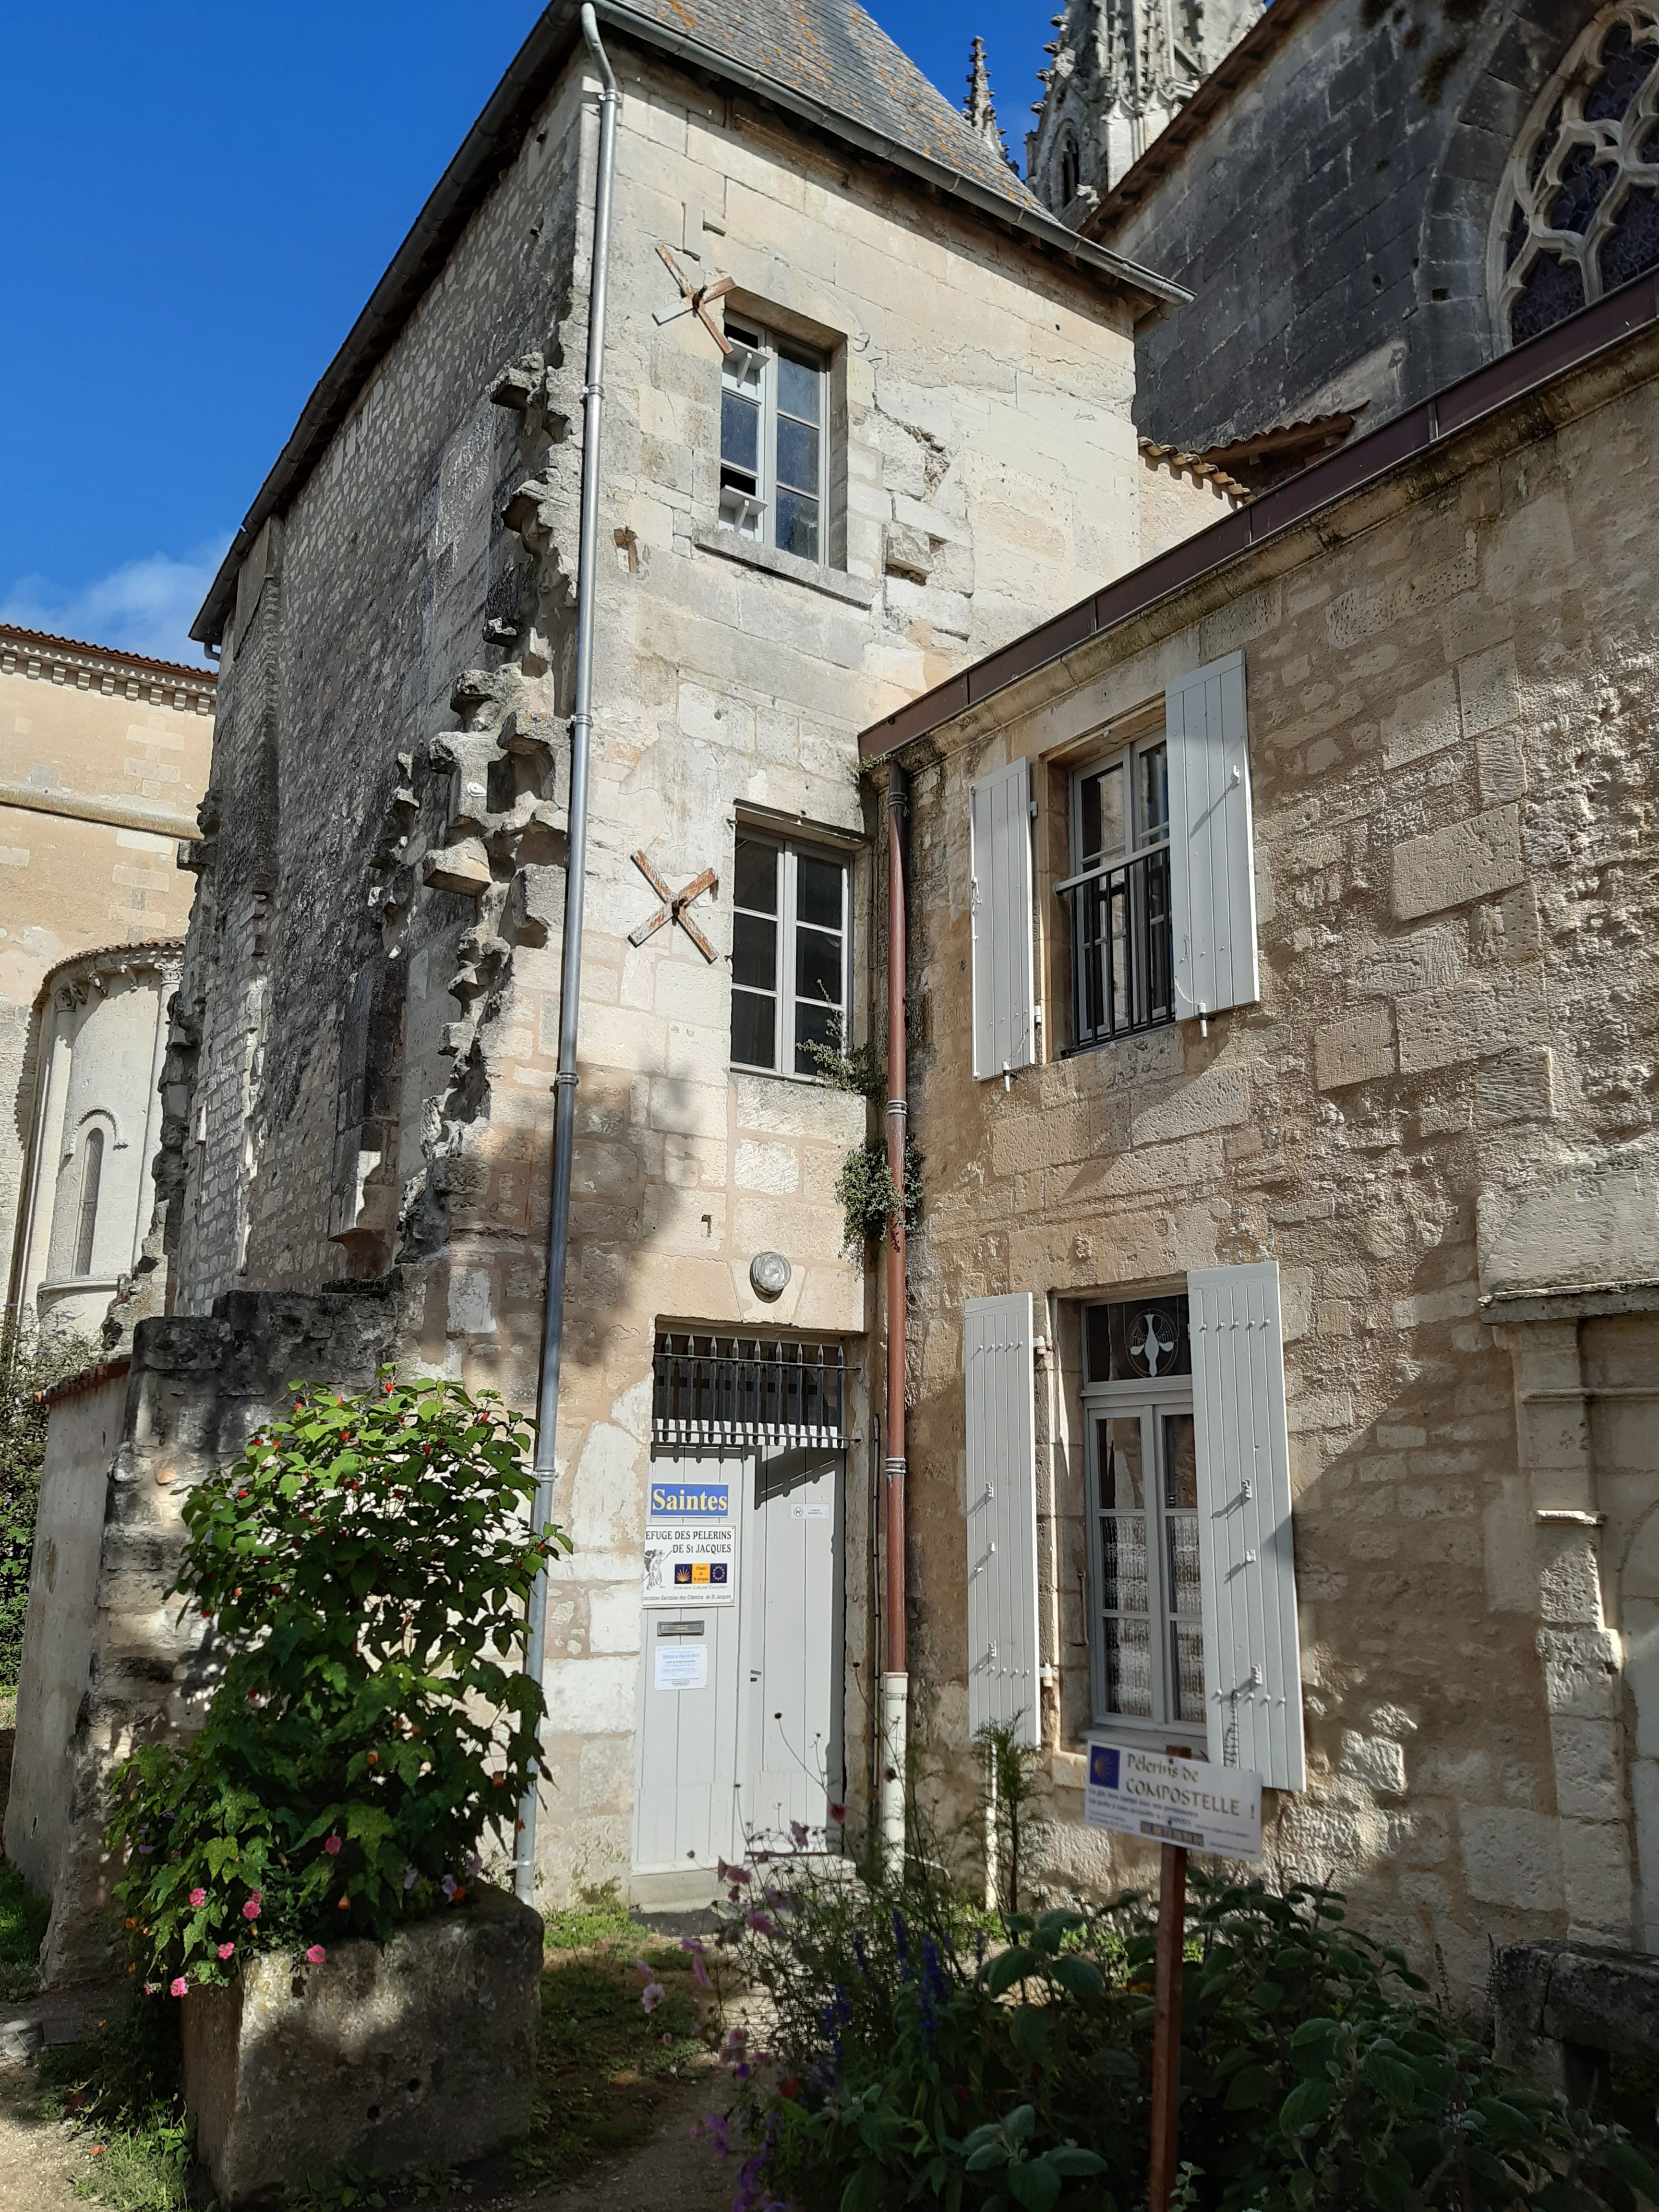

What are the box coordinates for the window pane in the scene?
[1166,1513,1202,1620]
[721,389,760,476]
[795,925,842,1007]
[1098,1418,1144,1510]
[1138,741,1169,846]
[1171,1621,1205,1726]
[734,837,778,915]
[777,347,821,425]
[1100,1514,1148,1614]
[1164,1413,1197,1511]
[793,998,838,1072]
[796,854,842,930]
[732,911,777,991]
[776,415,820,494]
[723,331,763,393]
[731,989,775,1069]
[1103,1616,1152,1718]
[775,490,819,562]
[1080,763,1125,866]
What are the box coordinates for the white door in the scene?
[632,1446,747,1874]
[738,1444,845,1850]
[632,1442,844,1870]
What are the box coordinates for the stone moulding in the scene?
[180,1886,543,2204]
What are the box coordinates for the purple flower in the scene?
[642,1982,665,2013]
[789,1819,809,1849]
[699,2110,732,2156]
[892,1908,910,1974]
[681,1938,712,1989]
[441,1874,457,1899]
[402,1865,420,1892]
[745,1911,775,1936]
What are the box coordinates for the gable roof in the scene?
[192,0,1184,648]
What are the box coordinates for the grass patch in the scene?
[0,1853,48,2003]
[541,1885,639,1952]
[34,1996,191,2211]
[509,1929,720,2185]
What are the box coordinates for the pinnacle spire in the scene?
[963,36,1012,166]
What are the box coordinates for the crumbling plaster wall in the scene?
[887,338,1659,1994]
[167,41,1158,1895]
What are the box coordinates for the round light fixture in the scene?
[749,1250,791,1301]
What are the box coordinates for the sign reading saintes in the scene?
[642,1479,736,1608]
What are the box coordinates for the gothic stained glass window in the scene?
[1491,5,1659,350]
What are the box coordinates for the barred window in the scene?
[1057,731,1173,1050]
[1491,5,1659,349]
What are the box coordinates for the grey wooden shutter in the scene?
[1187,1262,1305,1791]
[969,758,1035,1081]
[964,1292,1040,1748]
[1166,652,1260,1020]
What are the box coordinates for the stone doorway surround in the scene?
[1479,1154,1659,1953]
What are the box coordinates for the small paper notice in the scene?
[655,1644,709,1692]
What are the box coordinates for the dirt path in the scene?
[0,2058,95,2212]
[495,2066,738,2212]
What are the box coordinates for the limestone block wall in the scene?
[162,31,1170,1893]
[881,331,1659,1994]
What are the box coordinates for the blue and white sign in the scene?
[643,1479,735,1609]
[1083,1740,1261,1860]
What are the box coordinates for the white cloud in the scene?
[0,537,232,669]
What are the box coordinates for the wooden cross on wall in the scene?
[629,850,718,962]
[653,244,734,356]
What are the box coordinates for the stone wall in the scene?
[878,315,1659,1994]
[161,29,1204,1898]
[1093,0,1601,448]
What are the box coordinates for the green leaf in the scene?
[1223,2066,1280,2111]
[1359,2048,1420,2110]
[1006,2162,1061,2212]
[1003,2106,1036,2144]
[1010,2006,1051,2063]
[984,1947,1040,1997]
[1251,1979,1286,2012]
[1051,1954,1104,2002]
[1046,2147,1108,2176]
[1278,2079,1335,2136]
[1360,2157,1414,2212]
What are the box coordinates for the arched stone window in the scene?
[73,1126,105,1278]
[1490,4,1659,349]
[1058,127,1081,208]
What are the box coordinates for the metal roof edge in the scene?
[857,267,1659,765]
[193,0,1185,649]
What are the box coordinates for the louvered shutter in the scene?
[1187,1262,1305,1791]
[969,759,1036,1081]
[1166,652,1260,1020]
[964,1292,1040,1748]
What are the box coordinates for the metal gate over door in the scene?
[632,1336,847,1874]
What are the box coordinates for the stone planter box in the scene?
[181,1887,542,2204]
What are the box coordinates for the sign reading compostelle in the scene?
[1083,1741,1262,1860]
[642,1479,735,1608]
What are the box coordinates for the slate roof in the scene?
[619,0,1041,212]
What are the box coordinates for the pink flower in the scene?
[790,1820,809,1849]
[745,1911,775,1936]
[323,1835,342,1856]
[217,1944,235,1960]
[169,1977,188,1997]
[189,1887,206,1907]
[692,1950,711,1990]
[242,1898,261,1921]
[641,1982,665,2013]
[828,1803,846,1824]
[634,1958,653,1980]
[305,1946,326,1965]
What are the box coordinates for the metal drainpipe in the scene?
[515,2,619,1909]
[880,764,909,1867]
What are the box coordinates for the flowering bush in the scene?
[708,1850,1659,2212]
[108,1370,568,1993]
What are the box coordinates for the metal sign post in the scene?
[1082,1742,1264,2212]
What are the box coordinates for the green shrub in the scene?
[0,1852,50,2001]
[711,1853,1659,2212]
[108,1370,568,1994]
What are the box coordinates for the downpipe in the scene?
[880,764,909,1869]
[515,3,618,1908]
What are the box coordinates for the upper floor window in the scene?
[730,833,849,1076]
[720,322,827,563]
[73,1125,104,1277]
[1491,7,1659,349]
[1057,731,1173,1049]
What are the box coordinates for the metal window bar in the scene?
[1058,844,1173,1049]
[651,1333,847,1446]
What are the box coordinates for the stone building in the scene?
[12,0,1238,1966]
[1081,0,1659,462]
[858,187,1659,2034]
[1026,0,1262,225]
[0,625,211,1335]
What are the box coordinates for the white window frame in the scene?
[1056,728,1175,1050]
[719,318,830,564]
[1082,1367,1204,1750]
[729,833,851,1081]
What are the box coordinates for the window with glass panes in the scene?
[719,321,828,562]
[1082,1296,1203,1739]
[730,833,849,1075]
[1057,729,1173,1048]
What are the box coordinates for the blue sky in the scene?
[0,0,1041,669]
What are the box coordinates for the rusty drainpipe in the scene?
[880,763,909,1867]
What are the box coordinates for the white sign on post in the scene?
[1083,1741,1262,1860]
[654,1644,709,1692]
